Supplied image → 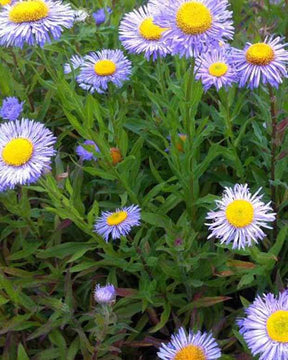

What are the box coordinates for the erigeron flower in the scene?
[157,327,221,360]
[0,97,24,121]
[238,291,288,360]
[0,0,75,48]
[206,184,276,249]
[94,283,116,304]
[94,205,141,241]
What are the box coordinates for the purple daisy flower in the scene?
[94,205,141,241]
[94,283,116,304]
[64,55,84,74]
[232,36,288,89]
[238,291,288,360]
[76,49,132,94]
[195,48,238,91]
[0,118,56,191]
[206,184,276,249]
[157,327,221,360]
[93,7,111,26]
[150,0,234,58]
[119,4,170,61]
[76,140,99,161]
[0,96,24,121]
[0,0,75,48]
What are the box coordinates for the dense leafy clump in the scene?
[0,0,288,359]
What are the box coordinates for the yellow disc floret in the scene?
[9,0,49,23]
[94,60,116,76]
[246,43,275,66]
[209,62,228,77]
[225,200,254,228]
[107,211,128,226]
[2,138,34,167]
[139,17,168,41]
[0,0,11,6]
[174,345,206,360]
[176,2,212,35]
[266,310,288,343]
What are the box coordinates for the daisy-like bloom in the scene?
[0,0,75,48]
[119,4,170,61]
[157,327,221,360]
[195,48,238,91]
[94,205,141,242]
[76,140,99,161]
[150,0,234,58]
[64,55,84,74]
[110,147,122,165]
[0,118,56,190]
[76,49,132,94]
[238,291,288,360]
[232,36,288,89]
[0,96,24,121]
[94,283,116,304]
[206,184,276,249]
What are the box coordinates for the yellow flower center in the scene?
[139,17,168,41]
[208,62,228,77]
[266,310,288,343]
[0,0,11,6]
[176,2,212,35]
[9,0,49,23]
[106,211,128,226]
[225,200,254,228]
[94,59,116,76]
[174,345,206,360]
[2,138,34,167]
[245,43,275,66]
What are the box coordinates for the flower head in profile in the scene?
[232,36,288,89]
[238,291,288,360]
[206,184,276,249]
[150,0,234,58]
[73,9,89,23]
[94,283,116,304]
[119,4,170,61]
[0,118,56,191]
[76,49,132,94]
[0,0,75,48]
[93,7,111,26]
[157,327,221,360]
[76,140,99,161]
[0,96,24,121]
[64,55,84,74]
[195,48,238,91]
[94,205,141,241]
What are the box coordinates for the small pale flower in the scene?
[76,49,132,94]
[73,9,89,22]
[238,291,288,360]
[206,184,276,249]
[0,118,56,190]
[0,0,75,48]
[195,49,238,91]
[76,140,99,161]
[150,0,234,58]
[157,327,221,360]
[94,205,141,241]
[232,36,288,89]
[119,4,170,60]
[64,55,84,74]
[94,283,116,304]
[0,96,24,121]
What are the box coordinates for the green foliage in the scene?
[0,0,288,359]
